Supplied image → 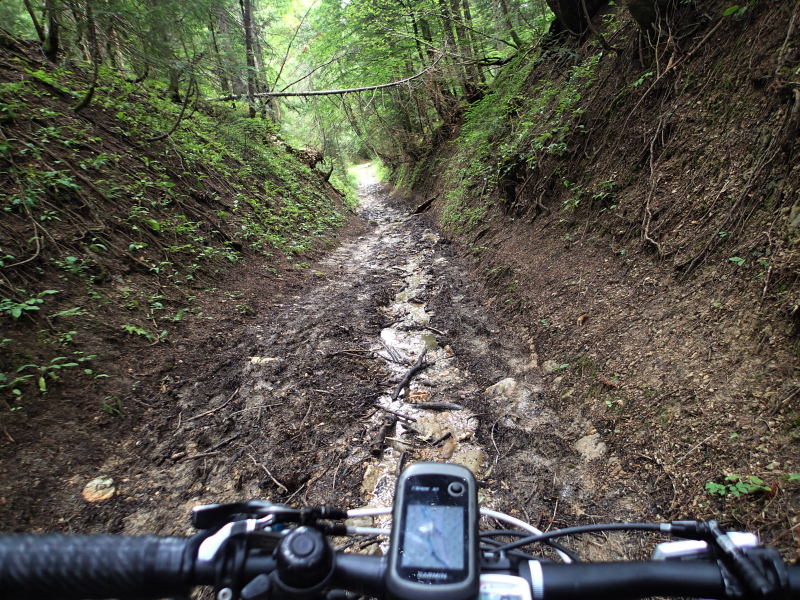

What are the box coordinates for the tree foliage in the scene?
[2,0,555,172]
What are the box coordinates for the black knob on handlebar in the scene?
[275,527,334,594]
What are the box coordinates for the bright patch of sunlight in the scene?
[348,162,379,187]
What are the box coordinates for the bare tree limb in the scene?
[206,55,442,101]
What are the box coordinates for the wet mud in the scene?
[6,180,642,553]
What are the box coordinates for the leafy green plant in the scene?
[102,396,124,417]
[121,324,168,343]
[705,474,772,498]
[86,238,108,252]
[0,290,59,319]
[722,4,748,17]
[53,255,91,275]
[49,306,86,318]
[729,256,746,267]
[2,353,97,402]
[632,71,653,88]
[58,330,78,345]
[121,324,154,342]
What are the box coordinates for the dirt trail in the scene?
[15,177,644,550]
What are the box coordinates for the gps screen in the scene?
[399,504,465,570]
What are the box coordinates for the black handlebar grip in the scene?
[0,534,191,600]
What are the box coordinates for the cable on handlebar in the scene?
[480,530,581,563]
[492,523,665,554]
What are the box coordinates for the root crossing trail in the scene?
[82,181,640,542]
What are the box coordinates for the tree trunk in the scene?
[240,0,257,118]
[437,0,468,98]
[215,7,245,97]
[23,0,45,42]
[42,0,60,62]
[449,0,479,95]
[210,11,230,94]
[73,1,99,112]
[252,17,276,119]
[497,0,523,47]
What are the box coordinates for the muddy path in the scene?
[18,179,647,550]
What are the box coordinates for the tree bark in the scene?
[23,0,45,42]
[497,0,523,47]
[42,0,60,62]
[73,1,99,112]
[210,11,230,94]
[240,0,257,118]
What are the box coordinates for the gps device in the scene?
[386,462,479,600]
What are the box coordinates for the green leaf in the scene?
[38,376,47,392]
[787,473,800,482]
[705,482,726,495]
[722,5,740,16]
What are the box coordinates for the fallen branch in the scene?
[207,55,442,101]
[391,349,430,401]
[413,196,437,214]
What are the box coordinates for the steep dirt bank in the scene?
[0,39,356,428]
[0,39,364,527]
[400,3,800,555]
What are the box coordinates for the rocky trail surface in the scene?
[3,178,642,557]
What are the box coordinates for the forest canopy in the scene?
[0,0,559,170]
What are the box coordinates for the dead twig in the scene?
[375,405,417,422]
[410,402,464,411]
[432,431,452,446]
[207,433,241,453]
[185,451,221,460]
[391,348,430,400]
[424,325,446,336]
[248,451,289,493]
[186,389,240,422]
[0,422,15,443]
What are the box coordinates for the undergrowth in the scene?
[438,49,603,232]
[0,50,350,410]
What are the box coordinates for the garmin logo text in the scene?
[417,572,448,581]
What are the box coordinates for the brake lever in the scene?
[192,501,300,530]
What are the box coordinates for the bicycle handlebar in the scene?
[0,534,190,600]
[2,532,799,600]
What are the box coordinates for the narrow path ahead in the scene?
[88,181,640,544]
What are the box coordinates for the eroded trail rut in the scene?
[89,182,642,545]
